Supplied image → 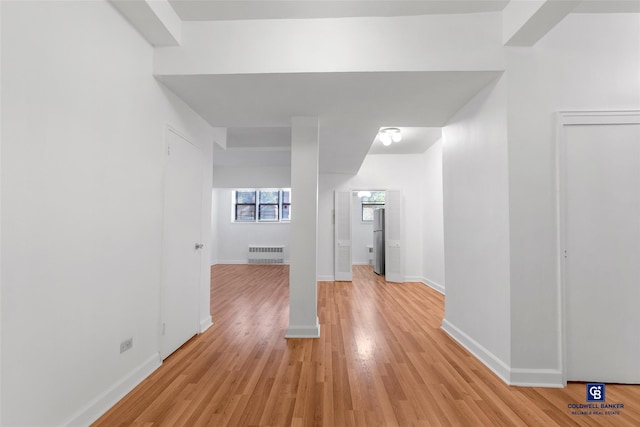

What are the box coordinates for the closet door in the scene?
[334,190,352,281]
[161,128,203,359]
[561,112,640,383]
[385,190,403,283]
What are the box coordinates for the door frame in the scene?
[334,188,402,282]
[556,110,640,385]
[160,125,204,359]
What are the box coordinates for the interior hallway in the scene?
[94,265,640,426]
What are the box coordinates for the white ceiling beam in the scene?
[155,14,505,76]
[503,0,581,46]
[110,0,181,46]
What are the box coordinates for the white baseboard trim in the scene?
[317,275,335,281]
[510,368,564,388]
[404,275,421,283]
[200,315,213,333]
[441,318,510,384]
[420,277,445,294]
[215,260,291,265]
[63,353,161,427]
[353,261,371,265]
[441,319,564,388]
[285,318,321,338]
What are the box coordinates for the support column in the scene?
[286,117,320,338]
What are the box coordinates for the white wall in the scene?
[351,192,374,265]
[422,140,445,293]
[214,154,430,280]
[213,165,291,188]
[213,155,427,274]
[1,2,214,425]
[214,188,291,264]
[318,154,425,281]
[441,75,511,377]
[212,165,292,265]
[506,13,640,374]
[439,13,640,386]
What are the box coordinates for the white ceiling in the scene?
[573,1,640,13]
[157,1,639,174]
[157,71,501,173]
[157,72,502,127]
[168,0,510,21]
[213,126,444,167]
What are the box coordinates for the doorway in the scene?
[334,189,403,283]
[559,111,640,383]
[351,190,385,268]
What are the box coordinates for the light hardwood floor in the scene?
[94,264,640,426]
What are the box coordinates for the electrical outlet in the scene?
[120,338,133,354]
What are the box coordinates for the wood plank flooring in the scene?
[94,264,640,426]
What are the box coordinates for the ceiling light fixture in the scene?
[378,127,402,146]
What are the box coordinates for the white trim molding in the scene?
[420,277,445,294]
[557,109,640,125]
[63,353,161,427]
[216,259,291,265]
[285,319,321,339]
[317,275,335,282]
[443,318,565,387]
[441,319,511,384]
[200,315,213,333]
[510,368,564,388]
[216,259,253,265]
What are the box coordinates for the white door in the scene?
[161,129,203,359]
[385,190,403,283]
[334,190,352,281]
[562,114,640,383]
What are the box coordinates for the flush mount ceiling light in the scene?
[378,127,402,146]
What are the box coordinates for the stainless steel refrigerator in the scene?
[373,208,385,275]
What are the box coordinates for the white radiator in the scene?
[247,246,285,264]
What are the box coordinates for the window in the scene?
[281,190,291,221]
[235,190,257,221]
[233,189,291,222]
[259,190,279,221]
[361,191,385,221]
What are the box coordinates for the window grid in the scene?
[233,189,291,223]
[258,190,280,221]
[235,190,257,222]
